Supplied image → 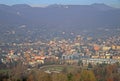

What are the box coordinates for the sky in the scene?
[0,0,120,8]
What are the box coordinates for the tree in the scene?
[78,60,83,66]
[27,74,34,81]
[72,72,81,81]
[52,73,67,81]
[31,70,52,81]
[11,62,27,81]
[80,70,96,81]
[88,63,93,69]
[67,73,73,81]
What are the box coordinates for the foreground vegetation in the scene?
[0,63,120,81]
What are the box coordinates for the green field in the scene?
[39,65,81,73]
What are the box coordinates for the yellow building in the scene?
[116,46,120,50]
[102,46,111,51]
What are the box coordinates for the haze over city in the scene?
[0,0,120,81]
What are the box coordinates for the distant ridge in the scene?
[11,4,31,8]
[0,3,120,29]
[0,3,120,43]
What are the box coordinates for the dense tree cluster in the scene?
[0,63,120,81]
[93,63,120,81]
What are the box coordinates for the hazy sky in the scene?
[0,0,120,8]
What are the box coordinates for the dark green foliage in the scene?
[67,73,73,81]
[88,63,93,69]
[78,60,83,66]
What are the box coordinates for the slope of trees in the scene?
[93,63,120,81]
[0,63,120,81]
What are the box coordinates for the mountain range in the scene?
[0,4,120,28]
[0,3,120,43]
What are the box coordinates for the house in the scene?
[34,56,45,64]
[112,56,120,60]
